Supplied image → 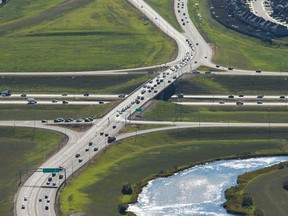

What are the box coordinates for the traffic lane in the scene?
[8,94,123,99]
[0,100,110,105]
[171,95,287,99]
[174,102,288,106]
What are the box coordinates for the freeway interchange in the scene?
[11,0,288,216]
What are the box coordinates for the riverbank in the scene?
[57,127,288,216]
[224,162,288,215]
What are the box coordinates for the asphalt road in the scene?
[7,94,124,99]
[0,100,110,105]
[12,0,288,216]
[171,95,287,99]
[14,0,197,215]
[174,101,288,107]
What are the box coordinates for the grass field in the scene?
[58,127,288,216]
[144,0,182,32]
[175,75,288,95]
[142,100,288,123]
[0,0,176,71]
[224,163,288,215]
[188,0,288,71]
[0,127,66,216]
[245,168,288,215]
[0,74,154,94]
[0,102,116,120]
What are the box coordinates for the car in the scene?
[94,147,98,151]
[112,125,116,129]
[47,199,50,203]
[257,95,264,98]
[154,90,158,93]
[257,101,263,104]
[52,173,56,177]
[54,118,64,123]
[39,198,42,202]
[44,195,48,199]
[105,133,109,137]
[148,89,152,93]
[62,93,68,96]
[76,118,83,122]
[136,100,140,104]
[280,95,285,99]
[85,148,89,152]
[65,118,72,122]
[59,174,63,179]
[48,177,52,182]
[52,99,58,103]
[89,142,93,146]
[196,43,199,45]
[84,93,89,96]
[21,93,27,97]
[62,100,68,104]
[75,153,80,158]
[228,67,233,70]
[173,76,177,79]
[24,197,27,201]
[256,69,261,73]
[84,118,92,122]
[41,119,47,123]
[99,101,104,104]
[140,96,144,100]
[228,95,234,99]
[52,182,56,186]
[45,206,49,210]
[215,65,220,68]
[46,182,50,186]
[100,132,104,136]
[239,94,244,97]
[118,94,125,98]
[219,101,225,104]
[78,158,83,163]
[236,101,243,106]
[21,205,25,209]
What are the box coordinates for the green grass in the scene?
[142,100,288,123]
[224,163,288,215]
[176,75,288,95]
[58,127,288,216]
[0,102,116,120]
[188,0,288,71]
[0,74,154,94]
[245,168,288,216]
[0,127,66,216]
[0,0,176,71]
[144,0,182,32]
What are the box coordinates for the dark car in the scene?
[256,69,261,73]
[228,67,233,70]
[257,95,264,98]
[228,95,234,99]
[41,119,47,123]
[94,147,98,151]
[84,93,89,96]
[75,153,80,158]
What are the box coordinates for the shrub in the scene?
[242,193,253,207]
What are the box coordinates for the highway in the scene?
[6,94,124,99]
[171,95,287,99]
[174,101,288,107]
[12,0,288,216]
[14,0,198,215]
[0,100,110,105]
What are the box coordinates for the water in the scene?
[128,156,288,216]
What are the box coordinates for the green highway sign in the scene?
[42,168,63,173]
[135,108,142,112]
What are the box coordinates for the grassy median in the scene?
[58,127,288,216]
[0,0,176,72]
[0,127,66,216]
[0,74,154,94]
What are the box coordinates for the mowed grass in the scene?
[0,74,154,94]
[58,127,288,216]
[0,127,66,216]
[188,0,288,71]
[0,0,176,71]
[144,0,182,32]
[142,100,288,123]
[245,168,288,215]
[175,75,288,95]
[0,102,116,120]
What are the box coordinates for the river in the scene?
[128,156,288,216]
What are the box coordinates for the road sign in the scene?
[135,108,142,112]
[42,168,63,173]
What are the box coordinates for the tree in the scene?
[282,180,288,190]
[118,203,128,215]
[241,193,253,207]
[254,207,264,216]
[121,183,133,195]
